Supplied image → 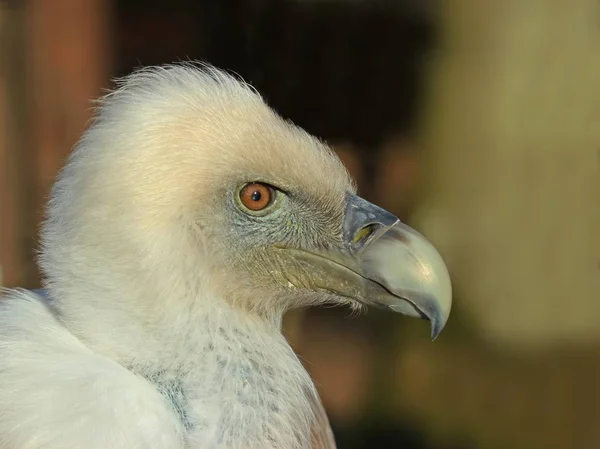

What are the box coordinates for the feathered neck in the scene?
[50,290,318,448]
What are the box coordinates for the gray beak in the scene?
[274,193,452,339]
[342,194,452,339]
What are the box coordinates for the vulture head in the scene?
[40,65,451,351]
[0,64,456,449]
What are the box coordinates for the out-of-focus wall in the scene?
[0,4,16,287]
[416,0,600,347]
[393,1,600,448]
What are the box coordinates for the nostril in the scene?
[352,223,381,249]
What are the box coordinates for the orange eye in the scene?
[239,183,274,211]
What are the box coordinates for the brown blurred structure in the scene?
[0,0,111,288]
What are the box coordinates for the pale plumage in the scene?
[0,64,451,449]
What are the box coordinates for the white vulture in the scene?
[0,64,451,449]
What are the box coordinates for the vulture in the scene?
[0,64,451,449]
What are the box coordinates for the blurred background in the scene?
[1,0,599,448]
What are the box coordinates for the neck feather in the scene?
[54,291,318,448]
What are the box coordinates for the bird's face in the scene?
[42,65,451,339]
[201,154,451,339]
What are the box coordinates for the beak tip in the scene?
[416,293,450,341]
[430,317,444,341]
[429,294,451,341]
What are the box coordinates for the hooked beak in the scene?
[342,194,452,339]
[279,194,452,340]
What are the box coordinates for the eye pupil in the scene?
[251,191,262,202]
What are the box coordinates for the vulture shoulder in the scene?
[0,289,185,449]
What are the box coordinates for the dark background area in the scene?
[115,0,434,198]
